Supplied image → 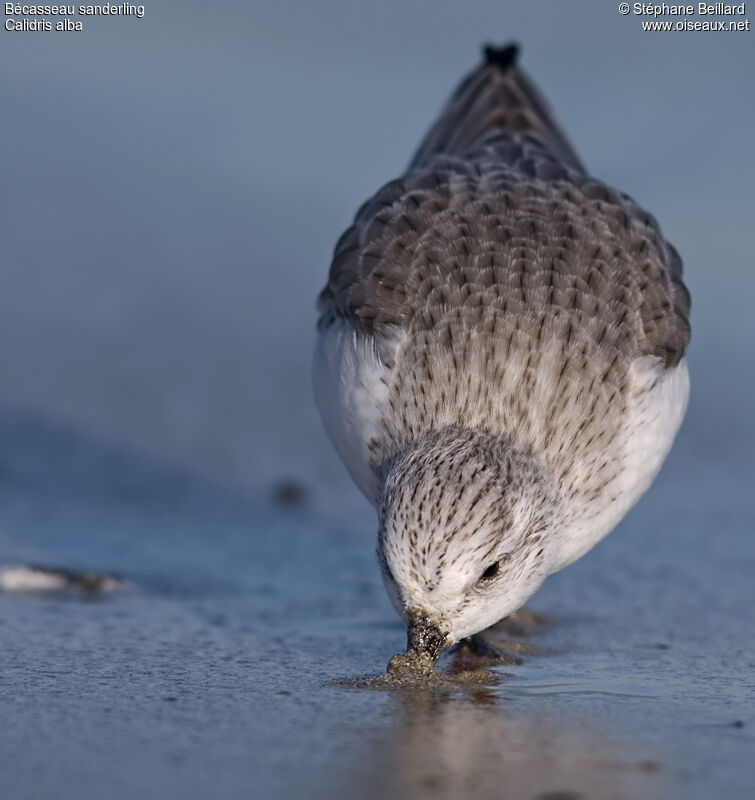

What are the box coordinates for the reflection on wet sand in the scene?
[344,688,668,800]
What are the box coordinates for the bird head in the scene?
[377,427,561,666]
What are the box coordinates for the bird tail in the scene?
[409,43,584,173]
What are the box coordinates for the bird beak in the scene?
[385,608,451,677]
[405,608,450,661]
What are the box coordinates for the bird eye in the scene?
[477,561,500,583]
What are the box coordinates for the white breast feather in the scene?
[552,356,690,571]
[313,321,400,504]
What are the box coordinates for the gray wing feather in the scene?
[409,44,584,173]
[317,45,690,370]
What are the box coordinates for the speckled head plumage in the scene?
[313,43,690,670]
[377,427,561,643]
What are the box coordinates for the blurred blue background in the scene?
[1,2,753,799]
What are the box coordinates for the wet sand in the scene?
[0,416,752,800]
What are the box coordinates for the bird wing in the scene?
[319,44,579,333]
[317,45,690,370]
[409,43,584,173]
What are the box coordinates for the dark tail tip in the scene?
[482,42,520,71]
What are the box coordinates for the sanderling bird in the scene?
[314,44,690,674]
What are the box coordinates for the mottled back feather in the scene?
[317,45,689,373]
[409,43,584,173]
